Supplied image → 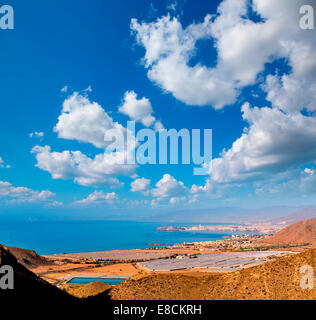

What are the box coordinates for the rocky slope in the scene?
[2,243,316,301]
[63,281,112,298]
[109,249,316,300]
[7,246,50,268]
[261,217,316,245]
[0,244,79,305]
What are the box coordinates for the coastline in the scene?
[0,220,243,255]
[16,220,314,288]
[31,230,307,286]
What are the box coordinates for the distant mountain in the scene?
[143,206,300,223]
[265,206,316,225]
[261,217,316,245]
[147,207,249,223]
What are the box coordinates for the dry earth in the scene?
[62,281,112,298]
[108,248,316,300]
[259,217,316,246]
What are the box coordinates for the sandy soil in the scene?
[109,248,316,300]
[62,281,112,298]
[44,247,222,261]
[38,248,223,284]
[31,262,140,284]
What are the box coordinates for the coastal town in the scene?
[27,229,307,287]
[157,224,282,234]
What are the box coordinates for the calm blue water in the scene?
[68,277,125,285]
[0,220,237,255]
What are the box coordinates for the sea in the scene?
[0,220,244,255]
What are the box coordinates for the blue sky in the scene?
[0,0,316,220]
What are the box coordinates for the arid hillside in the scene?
[63,281,112,298]
[2,243,316,301]
[0,245,79,305]
[7,246,50,268]
[261,217,316,245]
[108,249,316,300]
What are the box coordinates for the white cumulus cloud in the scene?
[152,174,188,200]
[131,0,315,109]
[131,14,236,109]
[32,91,137,187]
[0,181,56,204]
[74,191,118,205]
[119,91,164,130]
[210,103,316,183]
[31,145,135,187]
[201,0,316,188]
[29,132,44,139]
[54,91,126,149]
[130,177,151,194]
